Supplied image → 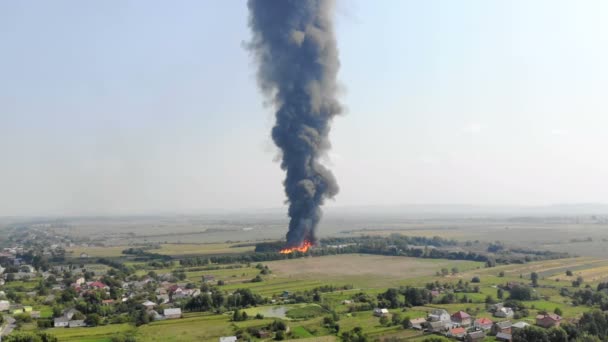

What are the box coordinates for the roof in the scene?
[219,337,237,342]
[537,314,561,321]
[512,321,530,329]
[452,311,471,319]
[164,308,182,316]
[475,317,493,325]
[496,332,512,340]
[430,309,449,316]
[54,317,69,323]
[142,300,156,306]
[495,321,512,328]
[89,281,108,289]
[411,317,427,324]
[450,327,466,335]
[468,331,486,338]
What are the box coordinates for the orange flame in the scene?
[279,240,313,254]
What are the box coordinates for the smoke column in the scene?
[247,0,342,248]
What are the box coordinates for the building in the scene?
[219,337,237,342]
[496,332,513,342]
[202,275,216,283]
[474,317,493,331]
[448,327,467,338]
[511,321,530,330]
[492,321,512,335]
[451,311,472,327]
[0,300,10,311]
[465,330,486,342]
[373,308,389,317]
[164,308,182,319]
[536,314,561,328]
[494,307,514,318]
[142,300,156,310]
[54,317,69,328]
[428,309,451,323]
[69,320,87,328]
[410,317,427,330]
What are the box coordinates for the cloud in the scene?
[550,128,569,136]
[462,123,484,134]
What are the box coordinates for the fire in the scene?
[279,240,313,254]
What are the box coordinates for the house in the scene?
[492,321,512,335]
[64,308,81,320]
[69,320,86,328]
[511,321,530,330]
[536,313,561,328]
[451,311,472,327]
[474,317,493,331]
[157,294,170,304]
[80,252,89,258]
[494,307,514,318]
[87,281,109,291]
[54,317,69,327]
[373,308,389,317]
[0,300,10,311]
[410,317,428,330]
[341,300,353,305]
[429,320,448,333]
[496,332,513,342]
[102,299,116,306]
[257,330,272,339]
[465,330,486,342]
[202,275,215,283]
[219,337,237,342]
[151,310,165,321]
[74,277,85,286]
[428,309,451,323]
[142,300,156,310]
[490,303,504,312]
[448,327,467,338]
[164,308,182,319]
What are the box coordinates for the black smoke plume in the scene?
[247,0,342,247]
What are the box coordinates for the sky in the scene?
[1,0,608,216]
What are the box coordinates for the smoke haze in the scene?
[247,0,342,247]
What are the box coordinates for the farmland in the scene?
[3,214,608,342]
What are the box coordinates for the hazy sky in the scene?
[2,1,608,216]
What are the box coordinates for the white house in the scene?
[373,308,389,317]
[494,307,514,319]
[0,300,10,311]
[54,317,69,328]
[69,320,87,328]
[164,308,182,319]
[219,337,237,342]
[429,309,451,323]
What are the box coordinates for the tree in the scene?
[513,325,549,342]
[379,316,389,326]
[471,276,481,283]
[85,313,101,327]
[566,270,573,276]
[531,272,539,287]
[554,307,563,316]
[499,271,505,277]
[509,285,533,301]
[497,288,504,299]
[391,313,401,326]
[275,330,285,341]
[547,327,568,342]
[402,316,411,329]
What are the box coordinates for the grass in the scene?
[47,323,134,341]
[67,243,255,258]
[286,304,327,319]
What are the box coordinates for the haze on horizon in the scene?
[2,0,608,217]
